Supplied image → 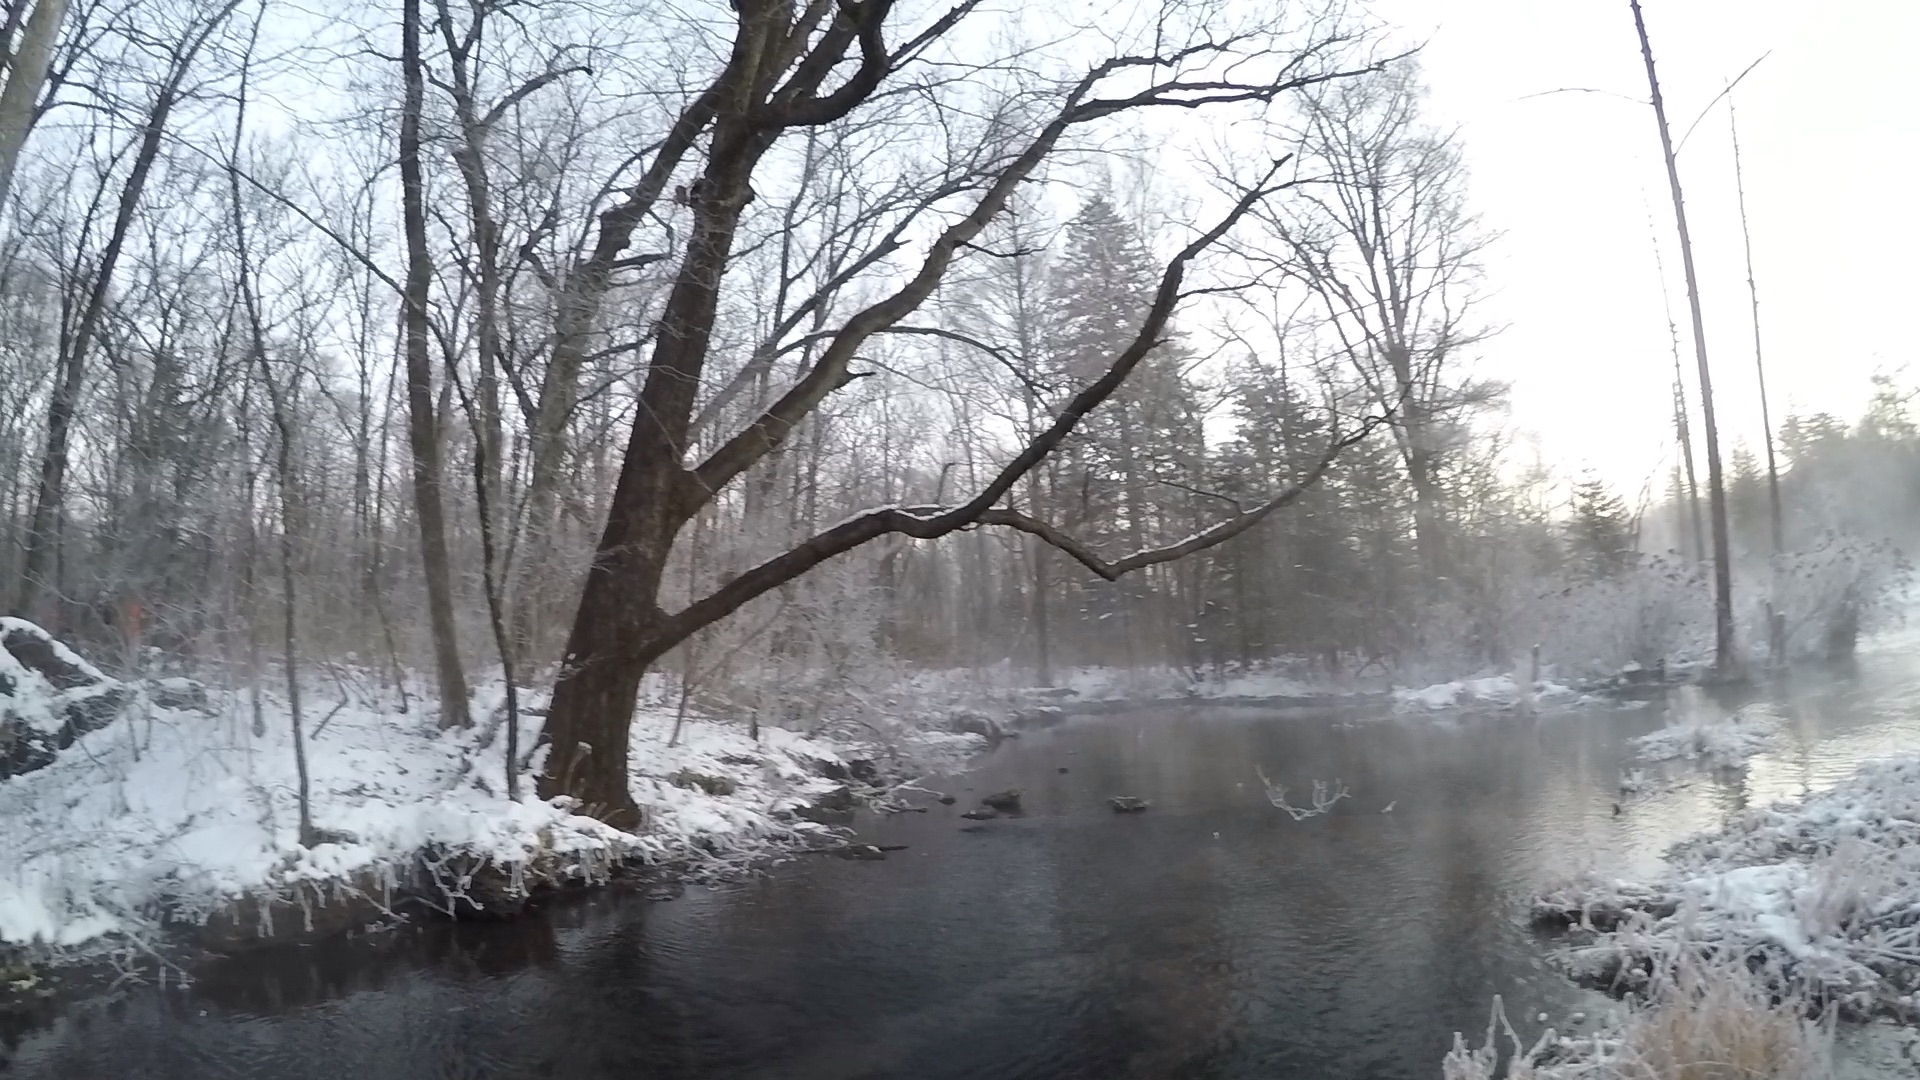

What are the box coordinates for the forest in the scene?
[1,1,1917,1074]
[0,0,1909,808]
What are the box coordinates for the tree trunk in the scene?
[1631,0,1736,673]
[536,96,773,821]
[0,0,70,213]
[398,0,470,726]
[1729,100,1782,557]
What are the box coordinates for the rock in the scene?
[812,785,856,811]
[0,621,131,780]
[718,753,762,768]
[643,883,685,902]
[936,795,957,805]
[0,623,99,690]
[836,844,888,861]
[959,808,998,821]
[670,769,738,797]
[980,789,1023,812]
[147,677,212,712]
[947,711,1008,741]
[1011,705,1066,728]
[847,758,880,784]
[794,785,856,824]
[1109,796,1150,813]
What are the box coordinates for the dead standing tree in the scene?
[1629,0,1735,674]
[534,0,1391,825]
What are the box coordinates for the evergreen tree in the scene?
[1047,193,1208,664]
[1565,473,1634,579]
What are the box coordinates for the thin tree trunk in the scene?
[227,28,313,843]
[1649,213,1705,563]
[0,0,70,214]
[398,0,470,726]
[1631,0,1736,673]
[1730,100,1782,556]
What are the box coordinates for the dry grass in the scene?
[1609,959,1832,1080]
[1444,958,1833,1079]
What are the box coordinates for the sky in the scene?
[1359,0,1920,501]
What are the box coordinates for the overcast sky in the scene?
[1356,0,1919,500]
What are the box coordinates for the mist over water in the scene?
[13,644,1920,1080]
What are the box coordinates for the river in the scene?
[9,646,1920,1079]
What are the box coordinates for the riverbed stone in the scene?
[670,769,738,797]
[980,789,1023,812]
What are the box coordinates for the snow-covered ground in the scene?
[0,666,952,956]
[1532,754,1920,1022]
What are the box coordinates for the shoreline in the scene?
[0,655,1706,1028]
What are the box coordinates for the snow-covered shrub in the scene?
[1631,690,1779,768]
[1512,554,1712,678]
[1757,532,1912,661]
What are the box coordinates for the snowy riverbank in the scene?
[1532,753,1920,1022]
[1,658,979,962]
[904,659,1635,719]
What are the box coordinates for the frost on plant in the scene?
[1256,766,1349,820]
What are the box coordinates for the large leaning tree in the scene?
[535,0,1394,825]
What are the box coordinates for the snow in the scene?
[0,618,119,737]
[1392,674,1583,711]
[0,670,895,955]
[1630,689,1780,767]
[904,659,1369,708]
[1532,754,1920,1020]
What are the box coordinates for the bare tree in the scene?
[1629,0,1735,674]
[1729,97,1781,557]
[1256,62,1493,587]
[14,0,242,624]
[534,1,1391,824]
[398,0,471,726]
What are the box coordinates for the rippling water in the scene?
[10,653,1920,1079]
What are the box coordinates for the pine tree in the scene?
[1565,474,1634,579]
[1047,193,1207,664]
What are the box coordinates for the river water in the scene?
[10,646,1920,1079]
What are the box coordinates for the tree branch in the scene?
[656,411,1385,653]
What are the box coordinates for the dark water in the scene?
[11,647,1920,1080]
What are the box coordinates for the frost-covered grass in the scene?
[1632,690,1781,768]
[1444,957,1834,1079]
[0,674,908,956]
[1532,755,1920,1022]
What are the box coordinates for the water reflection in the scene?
[10,656,1920,1080]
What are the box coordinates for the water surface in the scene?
[9,657,1920,1079]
